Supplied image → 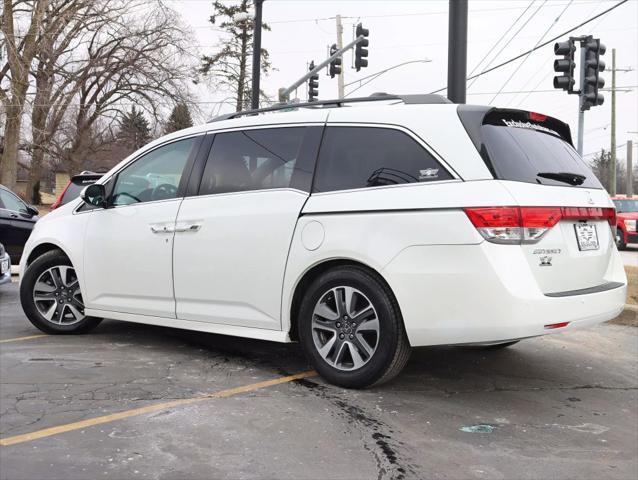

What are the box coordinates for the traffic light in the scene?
[553,40,575,92]
[354,23,369,71]
[308,61,319,102]
[329,44,342,78]
[581,37,606,111]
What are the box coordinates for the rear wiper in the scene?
[537,171,586,186]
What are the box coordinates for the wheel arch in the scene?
[287,258,400,341]
[26,242,71,267]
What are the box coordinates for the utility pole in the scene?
[628,140,634,197]
[610,48,616,195]
[336,14,345,99]
[251,0,264,110]
[447,0,468,103]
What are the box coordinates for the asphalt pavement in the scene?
[620,245,637,267]
[1,282,637,480]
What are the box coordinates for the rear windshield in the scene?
[461,108,603,189]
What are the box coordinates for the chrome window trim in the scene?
[182,187,308,202]
[309,178,462,197]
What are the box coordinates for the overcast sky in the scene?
[172,0,638,163]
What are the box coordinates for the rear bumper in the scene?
[383,243,627,347]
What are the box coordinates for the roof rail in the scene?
[208,93,451,122]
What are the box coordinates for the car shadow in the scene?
[90,319,607,395]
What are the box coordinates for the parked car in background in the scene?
[0,184,39,264]
[18,95,627,388]
[51,171,104,210]
[0,242,11,286]
[612,195,638,250]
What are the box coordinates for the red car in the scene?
[612,196,638,250]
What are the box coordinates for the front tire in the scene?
[298,266,410,389]
[20,250,102,334]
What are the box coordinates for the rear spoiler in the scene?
[457,105,574,151]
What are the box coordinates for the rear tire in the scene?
[298,266,410,389]
[20,250,102,334]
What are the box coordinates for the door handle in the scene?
[174,223,202,233]
[150,225,174,234]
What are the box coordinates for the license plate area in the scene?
[574,223,599,251]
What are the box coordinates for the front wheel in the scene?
[298,266,410,389]
[20,250,102,334]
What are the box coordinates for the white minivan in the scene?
[19,95,627,388]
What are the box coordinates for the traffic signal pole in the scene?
[554,36,605,157]
[577,44,586,156]
[251,0,264,110]
[278,34,367,103]
[336,15,345,99]
[447,0,468,104]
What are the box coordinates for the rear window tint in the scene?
[313,127,452,193]
[481,124,602,189]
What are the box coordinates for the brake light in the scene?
[529,112,548,122]
[464,206,616,245]
[50,181,71,210]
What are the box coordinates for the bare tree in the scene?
[0,0,49,190]
[27,0,113,201]
[199,0,271,112]
[55,2,196,172]
[11,0,196,198]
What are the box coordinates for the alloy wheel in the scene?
[311,286,380,371]
[32,265,85,325]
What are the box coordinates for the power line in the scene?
[489,0,574,105]
[467,0,536,80]
[429,0,630,95]
[512,0,604,107]
[468,0,543,90]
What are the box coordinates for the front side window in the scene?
[313,127,452,193]
[198,127,307,195]
[0,189,28,213]
[110,137,196,206]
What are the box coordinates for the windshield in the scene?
[481,124,603,189]
[614,199,638,213]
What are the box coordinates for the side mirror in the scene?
[26,205,39,217]
[81,183,107,208]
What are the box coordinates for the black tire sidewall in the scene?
[298,267,402,388]
[20,250,101,334]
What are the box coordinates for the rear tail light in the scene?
[464,206,616,245]
[51,181,71,210]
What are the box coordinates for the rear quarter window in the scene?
[313,126,452,193]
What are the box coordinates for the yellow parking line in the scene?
[0,334,48,344]
[0,370,317,447]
